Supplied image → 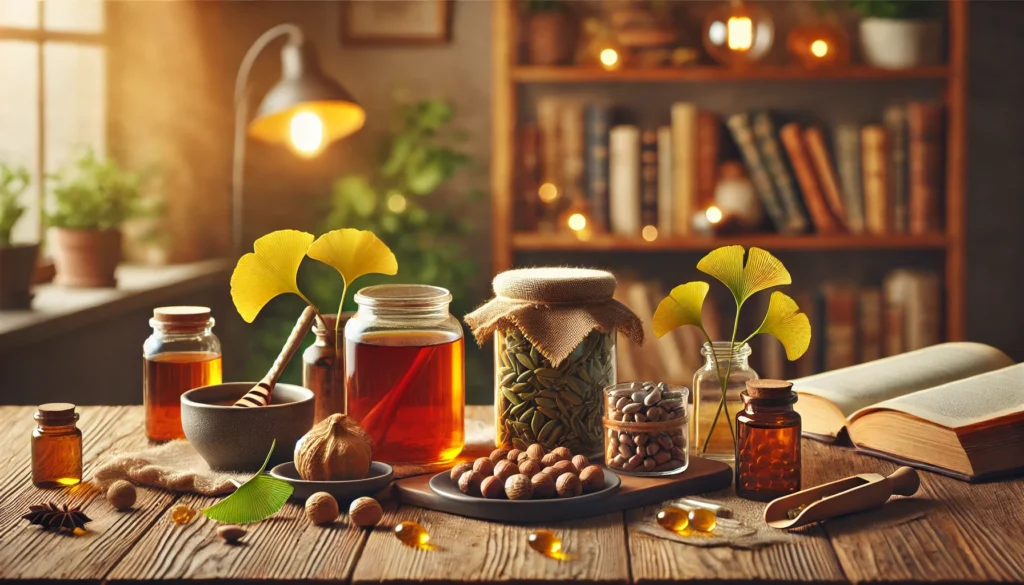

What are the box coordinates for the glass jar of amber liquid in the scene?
[735,379,801,501]
[345,285,465,465]
[143,306,222,441]
[302,313,352,424]
[32,403,82,488]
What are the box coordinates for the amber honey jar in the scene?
[32,403,82,488]
[345,285,465,465]
[143,306,222,441]
[735,379,801,501]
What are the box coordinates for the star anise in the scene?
[22,503,92,533]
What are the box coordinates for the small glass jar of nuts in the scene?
[604,382,689,476]
[449,442,607,500]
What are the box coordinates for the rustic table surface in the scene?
[1,405,1022,584]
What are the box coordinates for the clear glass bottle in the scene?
[735,379,801,501]
[32,403,83,488]
[143,306,223,441]
[302,313,352,424]
[345,285,465,465]
[692,342,759,463]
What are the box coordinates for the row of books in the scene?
[518,98,945,237]
[615,268,941,385]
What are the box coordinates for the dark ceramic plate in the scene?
[270,461,394,502]
[427,470,621,522]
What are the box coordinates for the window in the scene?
[0,0,106,243]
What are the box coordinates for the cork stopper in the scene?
[153,306,211,324]
[36,403,77,423]
[745,379,794,399]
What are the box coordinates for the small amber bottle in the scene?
[735,379,801,501]
[32,403,83,488]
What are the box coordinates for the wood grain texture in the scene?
[352,503,630,584]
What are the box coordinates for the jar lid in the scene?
[153,306,211,324]
[745,379,794,398]
[493,268,616,303]
[36,403,77,422]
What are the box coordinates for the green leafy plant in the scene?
[849,1,938,19]
[653,246,812,455]
[202,440,293,524]
[46,149,155,231]
[0,163,30,248]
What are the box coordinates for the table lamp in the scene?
[232,23,365,254]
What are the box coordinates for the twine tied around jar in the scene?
[465,268,644,365]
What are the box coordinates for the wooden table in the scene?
[1,405,1022,584]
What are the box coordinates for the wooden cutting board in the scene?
[393,456,732,523]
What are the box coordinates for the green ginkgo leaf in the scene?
[202,440,293,524]
[652,282,710,338]
[752,291,812,360]
[697,246,791,306]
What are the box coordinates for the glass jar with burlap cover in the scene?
[465,268,644,455]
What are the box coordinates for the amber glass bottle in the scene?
[143,306,222,441]
[735,379,801,502]
[302,313,351,424]
[32,403,83,488]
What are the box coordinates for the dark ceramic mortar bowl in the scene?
[181,382,315,472]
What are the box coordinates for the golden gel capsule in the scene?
[656,507,689,532]
[687,508,717,532]
[169,505,197,525]
[394,521,431,549]
[528,529,562,557]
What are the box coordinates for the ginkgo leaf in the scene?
[697,246,791,306]
[306,228,398,288]
[752,291,812,360]
[202,440,293,524]
[652,282,710,338]
[230,230,314,323]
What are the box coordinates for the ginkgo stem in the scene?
[700,304,741,456]
[334,281,348,366]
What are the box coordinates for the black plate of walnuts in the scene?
[429,443,621,515]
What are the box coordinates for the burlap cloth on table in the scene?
[464,267,644,365]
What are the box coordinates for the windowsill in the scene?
[0,259,232,353]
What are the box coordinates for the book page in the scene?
[792,342,1013,418]
[851,364,1024,429]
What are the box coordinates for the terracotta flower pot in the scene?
[526,11,573,66]
[49,228,122,288]
[0,243,40,309]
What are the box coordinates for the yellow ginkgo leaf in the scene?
[653,282,710,338]
[752,291,812,360]
[697,246,791,306]
[306,228,398,289]
[230,230,314,323]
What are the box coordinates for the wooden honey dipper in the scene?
[234,305,318,407]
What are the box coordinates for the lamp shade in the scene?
[247,42,365,152]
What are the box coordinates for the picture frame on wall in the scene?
[341,0,452,46]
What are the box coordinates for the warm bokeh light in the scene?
[810,40,829,58]
[642,225,658,242]
[599,48,619,70]
[567,213,587,231]
[289,111,325,156]
[538,182,559,203]
[387,193,407,213]
[706,205,724,224]
[727,16,753,51]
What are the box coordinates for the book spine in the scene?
[640,129,659,230]
[536,97,562,187]
[670,103,697,236]
[905,270,942,351]
[908,102,944,234]
[793,292,818,378]
[780,122,840,234]
[858,288,883,363]
[822,284,859,371]
[696,111,719,209]
[861,125,889,235]
[804,126,848,230]
[834,124,866,234]
[656,126,673,237]
[882,270,908,356]
[584,104,611,233]
[609,125,641,237]
[752,111,810,233]
[517,123,541,232]
[884,104,909,233]
[727,112,790,233]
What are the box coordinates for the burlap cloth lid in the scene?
[464,267,643,365]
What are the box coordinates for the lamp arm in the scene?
[231,23,304,255]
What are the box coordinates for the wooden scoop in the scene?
[764,466,920,530]
[234,306,317,407]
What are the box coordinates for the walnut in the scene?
[458,470,484,496]
[504,473,534,500]
[517,451,531,464]
[480,475,506,499]
[305,492,339,525]
[506,449,523,462]
[449,462,472,483]
[579,465,605,493]
[571,454,590,471]
[348,497,383,527]
[519,459,542,477]
[526,443,545,460]
[541,453,561,467]
[106,480,137,511]
[550,446,572,461]
[550,460,578,476]
[555,473,582,498]
[473,457,495,476]
[493,459,518,482]
[294,414,373,481]
[531,473,557,499]
[489,448,510,464]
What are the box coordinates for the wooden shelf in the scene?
[511,65,950,84]
[511,233,950,252]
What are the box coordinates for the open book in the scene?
[793,342,1022,481]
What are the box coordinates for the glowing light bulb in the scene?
[810,40,829,58]
[641,225,658,242]
[706,206,723,224]
[289,111,325,156]
[727,16,753,51]
[387,193,407,213]
[599,48,619,70]
[567,213,587,231]
[538,182,559,203]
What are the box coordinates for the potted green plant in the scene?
[852,1,942,69]
[46,150,148,288]
[524,0,573,66]
[0,163,38,309]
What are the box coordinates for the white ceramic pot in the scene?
[859,18,942,69]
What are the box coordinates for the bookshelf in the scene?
[490,0,968,342]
